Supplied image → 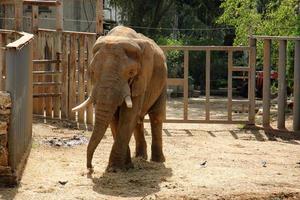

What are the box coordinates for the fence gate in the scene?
[161,45,256,124]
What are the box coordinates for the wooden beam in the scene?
[32,5,39,33]
[263,39,271,127]
[227,50,233,122]
[248,38,256,125]
[14,1,23,31]
[205,50,211,121]
[277,40,287,129]
[23,0,60,6]
[293,40,300,131]
[183,50,189,120]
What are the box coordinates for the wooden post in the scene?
[86,36,94,125]
[96,0,103,36]
[78,35,85,123]
[61,33,68,119]
[227,50,233,122]
[14,1,23,31]
[205,50,210,121]
[277,40,287,129]
[263,39,271,127]
[293,40,300,131]
[248,38,256,125]
[68,34,77,120]
[183,50,189,121]
[56,0,63,31]
[31,5,38,33]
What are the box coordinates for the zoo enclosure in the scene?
[0,1,300,133]
[0,29,33,184]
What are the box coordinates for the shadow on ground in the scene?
[90,158,172,197]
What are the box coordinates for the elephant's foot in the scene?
[135,145,148,160]
[106,162,134,173]
[151,147,165,162]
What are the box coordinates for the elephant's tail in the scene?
[72,96,92,112]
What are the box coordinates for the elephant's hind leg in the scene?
[134,118,147,159]
[149,91,166,162]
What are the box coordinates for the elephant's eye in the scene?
[128,70,136,77]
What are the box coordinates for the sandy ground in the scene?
[0,119,300,200]
[1,97,300,200]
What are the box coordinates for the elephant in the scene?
[72,26,167,171]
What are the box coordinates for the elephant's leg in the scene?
[134,118,147,159]
[149,91,166,162]
[110,112,133,169]
[107,99,140,171]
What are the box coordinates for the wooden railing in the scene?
[251,36,300,132]
[161,45,256,124]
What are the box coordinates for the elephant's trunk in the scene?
[86,100,118,169]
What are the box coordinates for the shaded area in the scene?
[90,158,172,197]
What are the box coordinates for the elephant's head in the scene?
[72,36,154,168]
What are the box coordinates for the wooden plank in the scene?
[227,50,233,122]
[32,5,38,33]
[44,33,53,117]
[68,34,77,120]
[61,33,68,119]
[294,40,300,131]
[248,39,257,125]
[205,50,211,121]
[78,35,85,123]
[0,34,3,90]
[33,93,61,97]
[53,52,61,118]
[252,35,300,41]
[33,82,61,85]
[33,59,60,64]
[167,78,184,86]
[183,50,189,120]
[36,31,45,115]
[263,39,271,127]
[232,67,250,72]
[86,36,94,124]
[33,71,62,75]
[96,0,103,36]
[277,40,287,129]
[23,0,59,6]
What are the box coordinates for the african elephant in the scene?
[72,26,167,171]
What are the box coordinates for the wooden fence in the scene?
[251,36,300,132]
[0,30,33,185]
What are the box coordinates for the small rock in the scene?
[262,161,267,167]
[200,161,207,167]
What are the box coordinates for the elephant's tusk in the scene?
[72,96,92,111]
[124,96,133,108]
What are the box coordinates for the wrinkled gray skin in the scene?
[73,26,167,172]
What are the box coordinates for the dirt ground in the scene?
[1,98,300,200]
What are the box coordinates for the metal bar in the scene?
[263,39,271,127]
[252,35,300,41]
[277,40,287,129]
[294,40,300,131]
[183,50,189,120]
[205,50,211,121]
[232,67,250,72]
[249,39,256,125]
[144,119,250,124]
[228,50,233,122]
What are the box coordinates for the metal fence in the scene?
[1,30,33,180]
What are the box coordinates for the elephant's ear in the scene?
[131,39,154,97]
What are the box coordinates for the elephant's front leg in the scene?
[107,98,141,171]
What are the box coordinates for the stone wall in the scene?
[0,92,11,176]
